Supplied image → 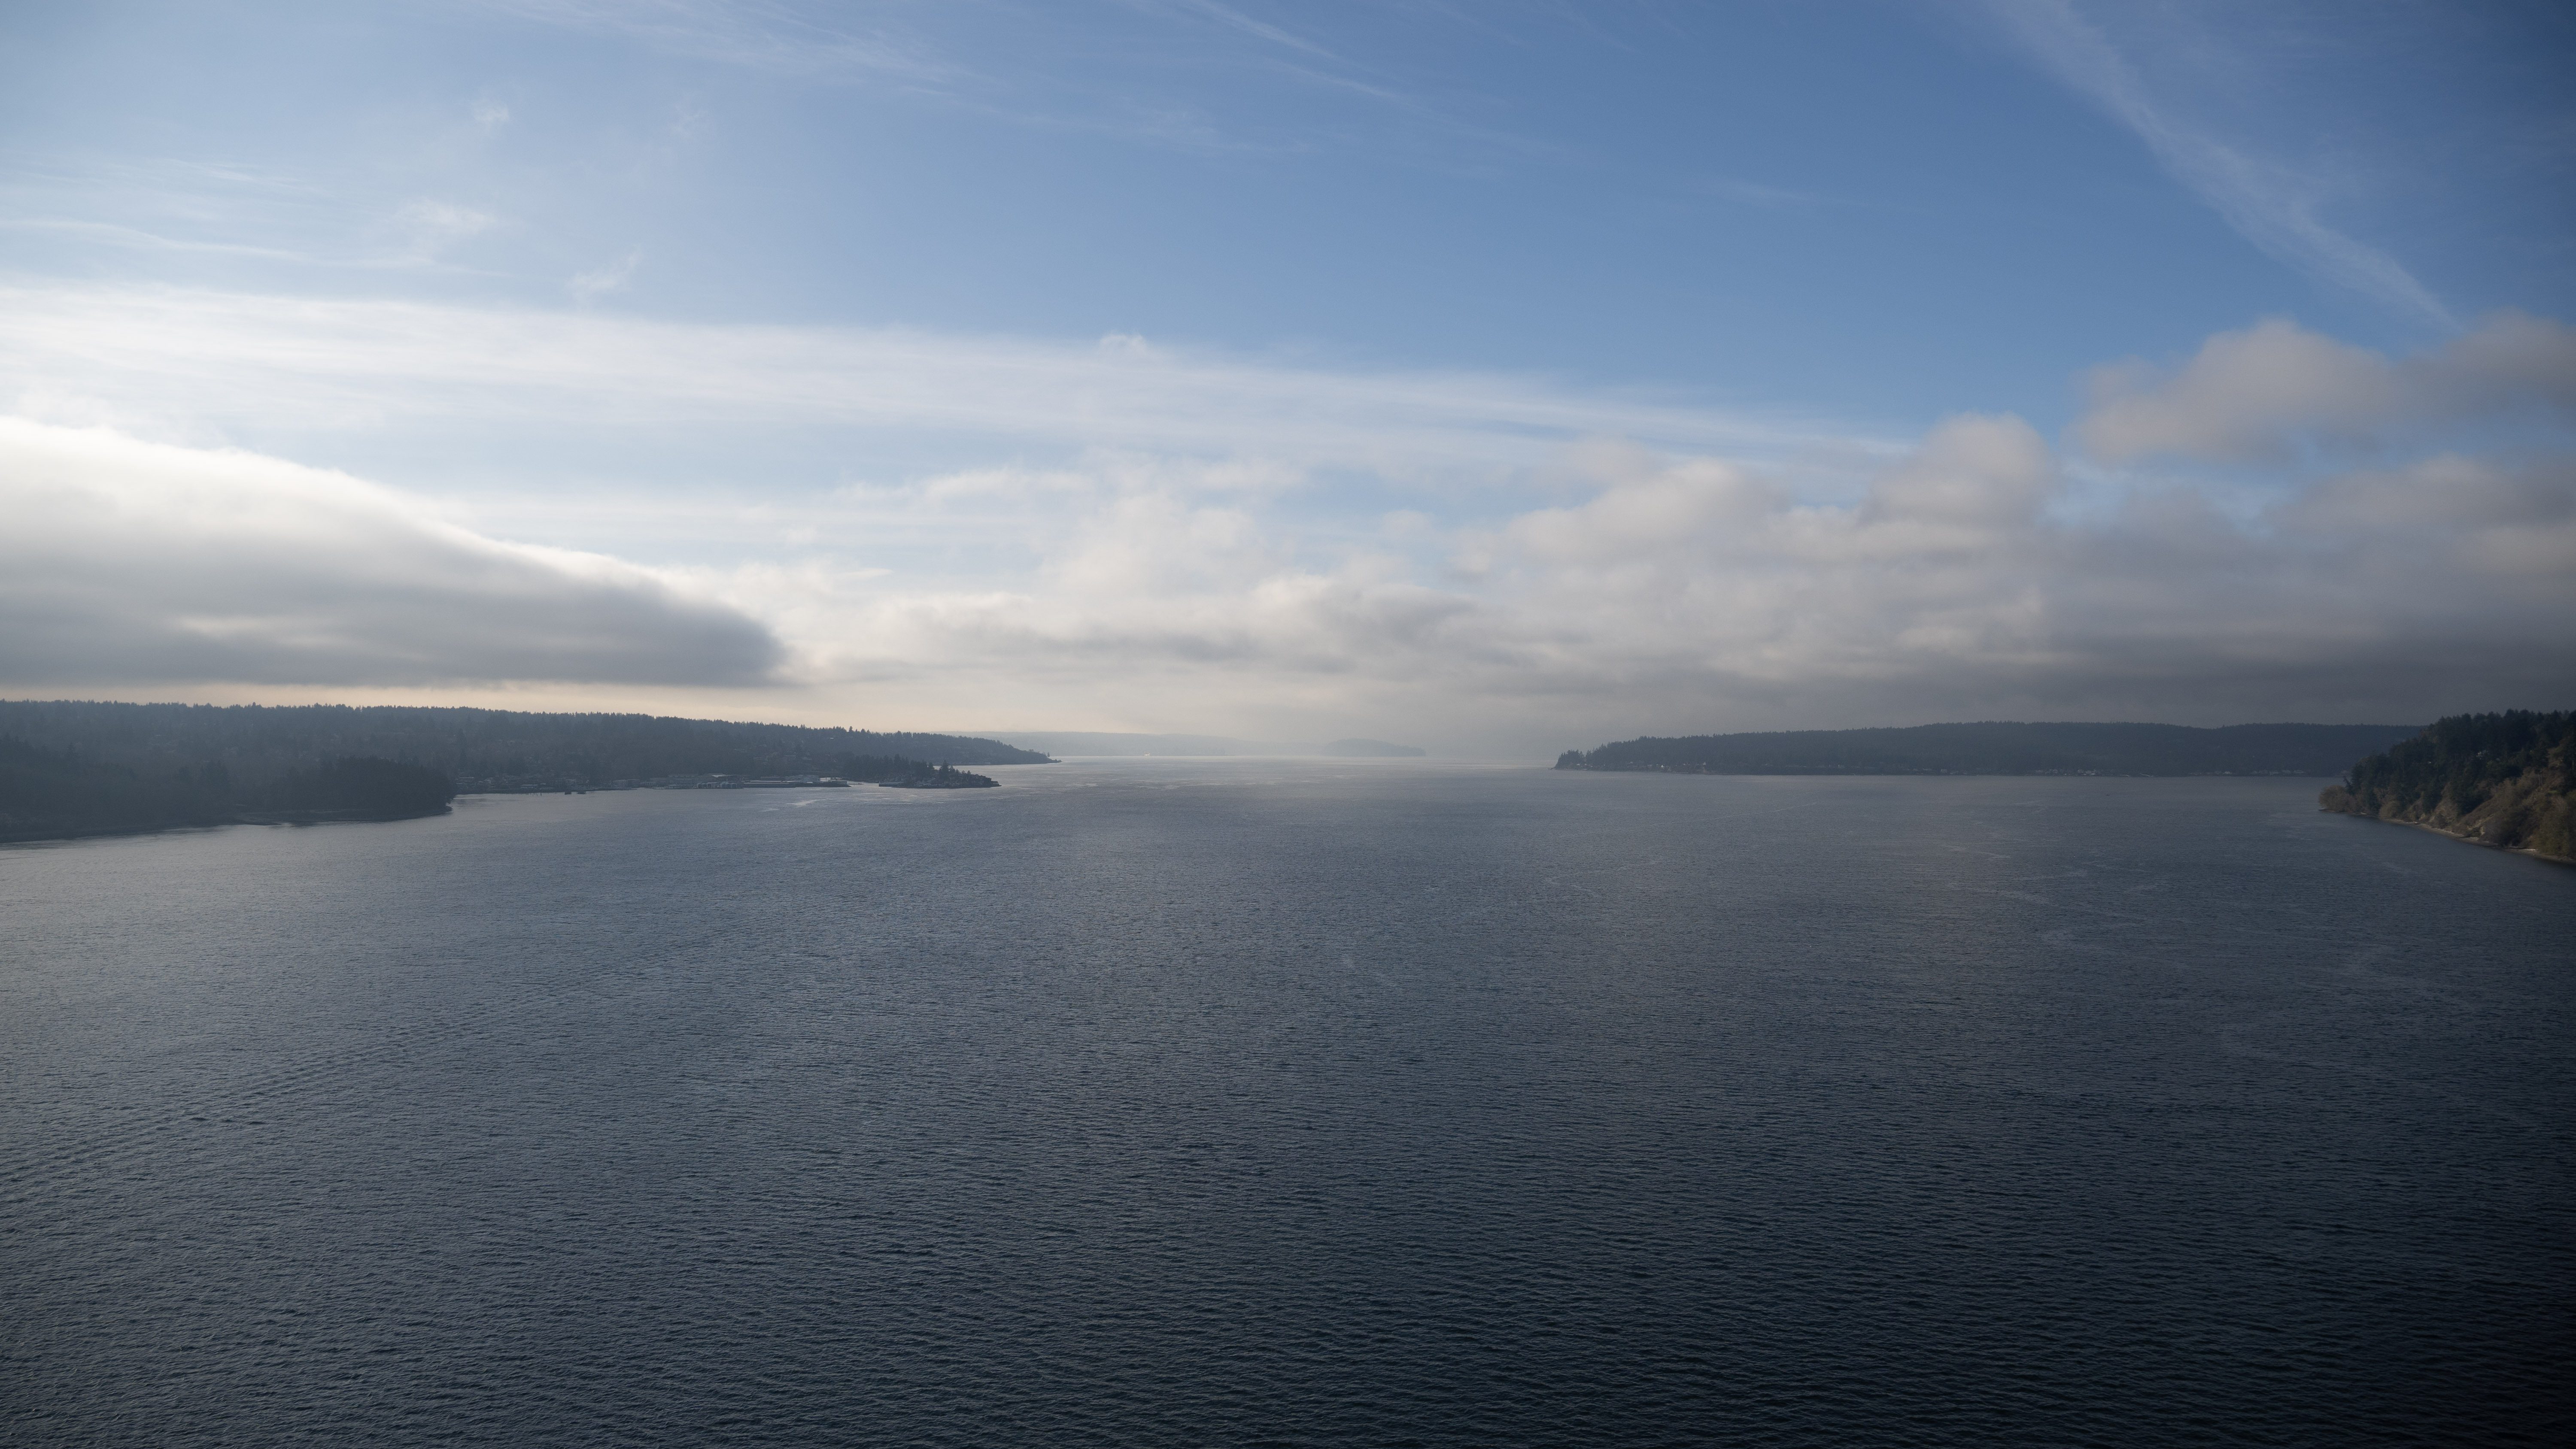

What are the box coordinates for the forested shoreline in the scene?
[879,762,1000,789]
[1,737,455,842]
[1555,721,2424,777]
[0,701,1049,842]
[0,701,1046,782]
[2320,711,2574,862]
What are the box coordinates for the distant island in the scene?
[1320,738,1425,758]
[978,731,1288,758]
[1555,721,2425,777]
[2320,710,2573,863]
[975,731,1417,758]
[0,700,1050,842]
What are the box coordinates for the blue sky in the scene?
[3,1,2572,752]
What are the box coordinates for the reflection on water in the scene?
[4,764,2570,1445]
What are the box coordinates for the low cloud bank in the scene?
[2079,312,2576,464]
[775,406,2572,746]
[2,315,2569,751]
[0,419,782,687]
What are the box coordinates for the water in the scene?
[3,761,2570,1446]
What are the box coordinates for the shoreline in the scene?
[2326,808,2576,868]
[1,804,452,847]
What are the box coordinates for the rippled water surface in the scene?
[4,761,2571,1446]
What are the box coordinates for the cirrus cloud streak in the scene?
[0,284,1868,471]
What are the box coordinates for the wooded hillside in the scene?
[2320,711,2573,861]
[1556,721,2423,777]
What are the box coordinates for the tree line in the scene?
[0,700,1051,789]
[2321,710,2574,860]
[1,737,454,842]
[832,755,998,787]
[1555,721,2426,776]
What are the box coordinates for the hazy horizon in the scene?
[0,695,2448,770]
[4,3,2570,754]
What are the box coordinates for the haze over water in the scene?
[4,761,2570,1445]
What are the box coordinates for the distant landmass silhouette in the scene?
[0,700,1049,841]
[979,731,1295,757]
[1556,721,2424,777]
[980,731,1421,758]
[1321,738,1425,757]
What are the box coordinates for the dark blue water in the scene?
[3,761,2570,1446]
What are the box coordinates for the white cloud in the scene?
[4,302,2567,752]
[2077,312,2576,463]
[0,419,780,687]
[393,200,498,240]
[570,248,643,300]
[2278,452,2575,542]
[700,404,2574,749]
[389,200,500,264]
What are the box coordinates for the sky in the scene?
[3,0,2572,756]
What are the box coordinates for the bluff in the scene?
[2319,710,2574,863]
[1556,721,2423,777]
